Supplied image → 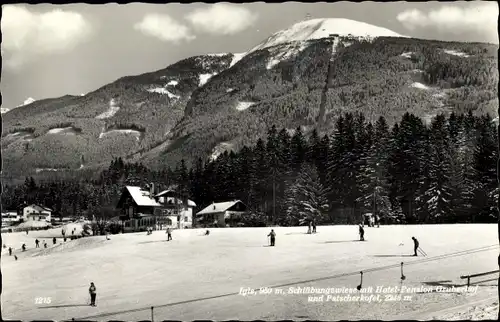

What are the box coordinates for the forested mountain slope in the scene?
[1,19,497,180]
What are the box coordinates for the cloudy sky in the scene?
[1,1,498,109]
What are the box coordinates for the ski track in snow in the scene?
[96,99,120,119]
[1,225,497,321]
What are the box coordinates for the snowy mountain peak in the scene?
[249,18,407,53]
[17,97,36,107]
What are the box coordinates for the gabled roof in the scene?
[24,204,52,212]
[155,189,175,197]
[196,200,245,215]
[126,186,161,207]
[118,186,197,208]
[155,189,196,207]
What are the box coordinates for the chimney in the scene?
[150,182,154,197]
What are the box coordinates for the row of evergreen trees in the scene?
[2,111,498,226]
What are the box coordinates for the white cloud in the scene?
[1,5,92,70]
[397,3,498,41]
[134,14,195,43]
[185,4,258,35]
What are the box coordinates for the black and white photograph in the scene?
[1,1,499,321]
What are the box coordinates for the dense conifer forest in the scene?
[2,111,497,226]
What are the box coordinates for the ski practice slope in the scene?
[2,224,498,321]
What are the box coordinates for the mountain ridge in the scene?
[1,18,498,181]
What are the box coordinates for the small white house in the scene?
[1,211,21,227]
[196,200,248,227]
[23,204,52,222]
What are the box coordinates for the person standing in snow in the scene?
[166,228,172,241]
[44,241,48,248]
[8,247,13,256]
[89,282,97,306]
[268,229,276,246]
[376,215,380,228]
[312,219,317,233]
[22,243,26,251]
[412,237,419,256]
[307,220,312,234]
[52,237,56,245]
[359,224,365,241]
[205,230,210,236]
[35,239,40,248]
[61,228,65,237]
[26,229,29,235]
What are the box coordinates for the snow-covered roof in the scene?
[196,200,244,215]
[24,204,52,212]
[125,186,196,207]
[126,186,161,207]
[155,190,196,207]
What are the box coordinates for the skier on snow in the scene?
[412,237,419,256]
[8,247,13,256]
[89,282,97,306]
[53,237,57,245]
[22,244,26,251]
[268,229,276,246]
[166,228,172,241]
[35,239,40,248]
[307,220,312,234]
[312,219,317,233]
[359,224,365,241]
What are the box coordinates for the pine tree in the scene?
[284,163,329,225]
[423,114,453,223]
[356,117,391,220]
[473,114,498,221]
[290,126,307,175]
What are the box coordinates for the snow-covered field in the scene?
[147,87,180,99]
[235,101,254,111]
[199,73,217,86]
[47,127,78,135]
[2,224,498,321]
[443,49,470,58]
[99,129,141,141]
[410,82,430,90]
